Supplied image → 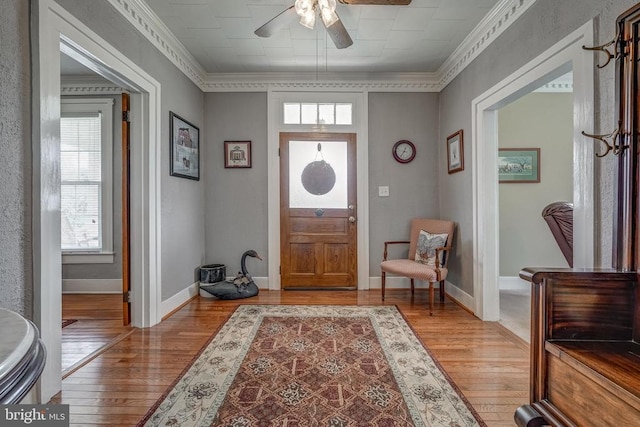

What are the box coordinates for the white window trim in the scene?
[60,97,114,264]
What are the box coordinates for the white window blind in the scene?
[61,114,102,250]
[60,98,114,257]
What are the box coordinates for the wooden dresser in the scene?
[515,3,640,426]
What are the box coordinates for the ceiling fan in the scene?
[254,0,412,50]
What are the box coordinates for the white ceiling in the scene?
[143,0,501,74]
[60,0,504,77]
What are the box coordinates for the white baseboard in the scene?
[444,281,475,312]
[161,282,199,318]
[252,277,269,289]
[368,277,475,313]
[62,278,122,294]
[499,276,529,291]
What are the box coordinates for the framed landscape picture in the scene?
[170,112,200,180]
[498,148,540,183]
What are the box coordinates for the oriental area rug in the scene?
[139,305,486,427]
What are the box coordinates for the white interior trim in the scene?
[161,282,199,319]
[267,90,369,290]
[471,21,595,321]
[60,97,114,255]
[33,0,162,402]
[498,276,529,291]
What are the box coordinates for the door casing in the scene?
[267,91,369,290]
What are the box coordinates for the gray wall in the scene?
[61,94,123,281]
[498,92,573,275]
[55,0,206,300]
[203,92,269,277]
[0,0,32,317]
[202,92,439,280]
[368,93,440,275]
[438,0,637,295]
[5,0,637,314]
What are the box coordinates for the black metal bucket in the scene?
[199,264,226,283]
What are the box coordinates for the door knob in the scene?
[348,216,356,223]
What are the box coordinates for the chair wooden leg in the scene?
[381,271,386,301]
[429,282,434,316]
[410,278,415,295]
[439,280,446,302]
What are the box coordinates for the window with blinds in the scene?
[61,114,102,250]
[60,98,113,255]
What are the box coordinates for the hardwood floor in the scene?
[61,294,133,376]
[52,290,530,426]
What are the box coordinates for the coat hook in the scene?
[582,31,620,68]
[581,128,625,157]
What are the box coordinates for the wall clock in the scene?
[392,140,416,163]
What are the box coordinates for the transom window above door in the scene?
[283,102,352,125]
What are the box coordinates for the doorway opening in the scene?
[267,91,369,290]
[33,0,162,401]
[472,21,595,322]
[59,52,134,375]
[496,72,574,341]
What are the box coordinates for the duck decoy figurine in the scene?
[200,250,262,300]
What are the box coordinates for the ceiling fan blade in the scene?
[338,0,412,5]
[254,5,296,38]
[324,16,353,49]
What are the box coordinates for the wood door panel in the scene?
[323,244,349,273]
[290,217,348,234]
[289,244,316,274]
[280,132,357,289]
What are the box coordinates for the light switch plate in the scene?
[378,186,389,197]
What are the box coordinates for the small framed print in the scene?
[498,148,540,183]
[224,141,252,168]
[446,130,464,174]
[170,112,199,180]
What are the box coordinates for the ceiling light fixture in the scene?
[295,0,339,30]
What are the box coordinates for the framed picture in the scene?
[446,130,464,174]
[498,148,540,183]
[224,141,252,168]
[170,112,199,180]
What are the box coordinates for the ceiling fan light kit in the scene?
[295,0,339,29]
[255,0,410,49]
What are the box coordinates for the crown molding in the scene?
[107,0,206,88]
[200,72,441,92]
[436,0,538,89]
[107,0,538,92]
[61,76,124,95]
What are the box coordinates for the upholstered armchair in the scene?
[380,218,455,315]
[541,201,573,267]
